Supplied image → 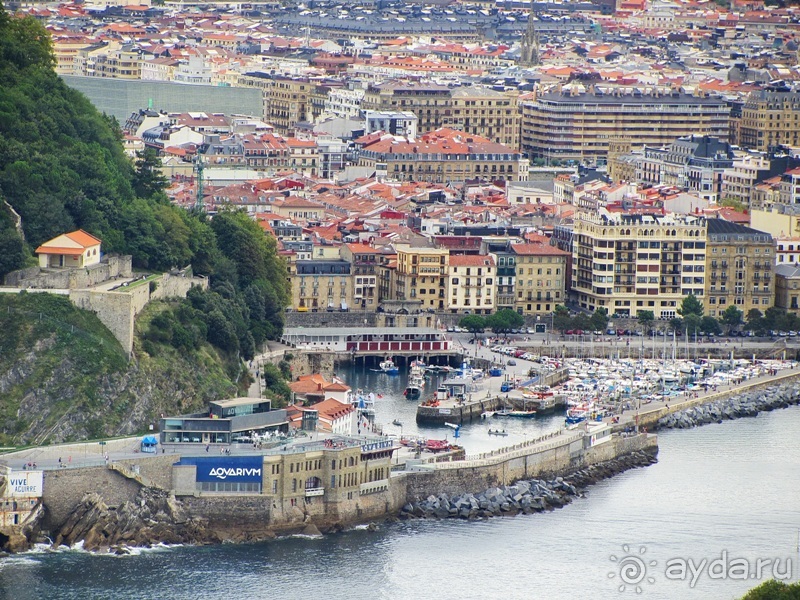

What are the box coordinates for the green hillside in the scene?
[0,293,243,445]
[0,6,291,444]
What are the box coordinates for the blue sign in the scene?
[181,456,264,483]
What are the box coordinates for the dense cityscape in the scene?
[3,0,800,597]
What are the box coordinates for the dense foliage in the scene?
[741,580,800,599]
[0,6,289,357]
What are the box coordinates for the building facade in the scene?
[446,254,496,314]
[394,245,449,311]
[571,210,707,319]
[511,243,568,316]
[739,90,800,153]
[704,219,774,317]
[520,87,730,164]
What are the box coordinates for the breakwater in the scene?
[399,447,658,521]
[657,380,800,430]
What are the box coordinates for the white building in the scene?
[447,254,496,314]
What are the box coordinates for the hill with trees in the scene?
[0,6,291,444]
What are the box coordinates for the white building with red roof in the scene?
[35,230,102,269]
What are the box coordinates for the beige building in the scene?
[394,245,449,311]
[571,210,707,319]
[357,128,528,184]
[775,264,800,314]
[520,86,730,165]
[704,219,774,317]
[446,254,496,314]
[361,82,452,134]
[289,259,352,312]
[739,90,800,153]
[444,87,520,149]
[262,439,395,516]
[511,243,568,316]
[340,243,380,311]
[35,230,102,269]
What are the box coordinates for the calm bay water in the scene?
[3,371,800,600]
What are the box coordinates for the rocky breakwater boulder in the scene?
[658,382,800,431]
[52,487,219,553]
[399,450,657,522]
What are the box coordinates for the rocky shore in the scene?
[657,382,800,430]
[49,487,220,554]
[398,448,658,521]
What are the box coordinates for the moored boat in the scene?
[379,359,399,375]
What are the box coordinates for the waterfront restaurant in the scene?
[281,327,453,354]
[159,397,289,445]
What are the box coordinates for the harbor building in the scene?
[571,209,707,318]
[159,398,289,445]
[519,86,729,165]
[281,327,454,356]
[704,219,774,318]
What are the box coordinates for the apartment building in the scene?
[264,76,314,135]
[739,90,800,153]
[356,128,528,184]
[638,135,735,202]
[340,243,380,310]
[443,87,520,149]
[360,83,519,147]
[394,245,449,311]
[361,82,452,133]
[705,219,774,317]
[290,260,352,312]
[519,86,730,164]
[721,153,772,207]
[511,243,568,316]
[571,210,708,319]
[446,255,496,314]
[774,264,800,314]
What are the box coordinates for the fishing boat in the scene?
[403,382,422,400]
[501,409,537,419]
[379,359,399,375]
[404,361,426,399]
[425,439,450,453]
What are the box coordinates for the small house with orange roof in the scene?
[35,230,102,269]
[289,374,352,405]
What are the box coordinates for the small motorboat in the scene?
[392,419,402,427]
[403,384,422,400]
[379,359,399,375]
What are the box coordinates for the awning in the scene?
[142,435,158,445]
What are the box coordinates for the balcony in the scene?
[305,487,324,497]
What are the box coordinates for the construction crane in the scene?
[194,155,205,211]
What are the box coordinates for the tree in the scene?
[678,294,704,318]
[740,579,800,599]
[553,305,571,333]
[486,309,524,334]
[132,148,168,200]
[589,307,609,332]
[700,315,722,335]
[720,305,743,333]
[637,310,654,333]
[669,316,684,334]
[459,315,486,338]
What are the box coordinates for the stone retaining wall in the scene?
[42,466,141,532]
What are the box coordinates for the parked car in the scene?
[507,359,517,366]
